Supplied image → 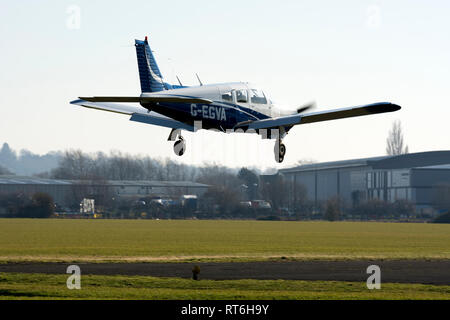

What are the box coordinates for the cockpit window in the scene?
[221,91,233,102]
[250,89,267,104]
[236,89,248,103]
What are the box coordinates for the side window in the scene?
[236,89,248,103]
[221,91,233,102]
[250,89,267,104]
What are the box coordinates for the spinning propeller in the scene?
[296,101,316,114]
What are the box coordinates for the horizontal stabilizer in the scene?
[80,95,213,104]
[70,99,148,115]
[79,97,141,103]
[70,99,194,130]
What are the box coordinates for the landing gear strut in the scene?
[274,139,286,163]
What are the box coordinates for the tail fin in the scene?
[135,36,171,93]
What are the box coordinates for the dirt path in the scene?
[1,260,449,285]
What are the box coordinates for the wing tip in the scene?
[70,99,85,105]
[369,102,401,113]
[390,103,401,111]
[79,97,96,102]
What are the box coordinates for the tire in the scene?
[279,143,286,157]
[173,139,186,156]
[274,141,286,163]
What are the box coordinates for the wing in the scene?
[70,99,195,131]
[129,113,195,131]
[234,102,401,130]
[70,99,146,115]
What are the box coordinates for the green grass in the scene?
[0,219,449,263]
[0,273,449,300]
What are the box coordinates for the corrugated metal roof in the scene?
[0,176,72,185]
[105,180,208,187]
[413,164,450,170]
[370,151,450,170]
[280,150,450,173]
[280,156,390,173]
[0,175,208,187]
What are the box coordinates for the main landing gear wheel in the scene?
[274,140,286,163]
[173,136,186,156]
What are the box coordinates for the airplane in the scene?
[70,36,401,163]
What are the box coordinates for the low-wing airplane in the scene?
[71,36,401,163]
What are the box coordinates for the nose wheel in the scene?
[173,136,186,156]
[168,129,186,156]
[274,139,286,163]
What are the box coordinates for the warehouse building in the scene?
[279,151,450,213]
[0,176,209,209]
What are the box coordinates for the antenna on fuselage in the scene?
[195,73,203,86]
[176,75,183,86]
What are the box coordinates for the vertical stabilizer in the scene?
[135,36,169,92]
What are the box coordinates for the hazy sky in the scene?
[1,0,449,169]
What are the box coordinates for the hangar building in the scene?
[279,151,450,213]
[0,176,209,209]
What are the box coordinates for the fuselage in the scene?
[140,82,294,131]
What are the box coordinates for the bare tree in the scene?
[51,150,93,180]
[386,120,409,155]
[433,184,450,212]
[0,164,12,175]
[196,164,240,189]
[324,196,341,221]
[260,174,289,210]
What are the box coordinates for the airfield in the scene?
[0,219,449,299]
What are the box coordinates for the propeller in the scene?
[297,101,316,114]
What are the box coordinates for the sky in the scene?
[0,0,449,170]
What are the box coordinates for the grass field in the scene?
[0,219,449,262]
[1,273,449,300]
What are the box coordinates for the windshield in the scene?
[236,89,248,103]
[221,91,233,102]
[249,88,267,104]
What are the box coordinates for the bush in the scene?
[257,215,281,221]
[351,199,415,220]
[432,212,450,224]
[324,197,341,221]
[16,193,55,218]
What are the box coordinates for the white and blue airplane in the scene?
[71,36,401,163]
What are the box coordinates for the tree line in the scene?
[40,149,258,184]
[0,193,54,218]
[0,142,61,175]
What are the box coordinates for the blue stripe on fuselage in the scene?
[217,101,270,121]
[141,100,270,130]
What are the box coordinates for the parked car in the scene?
[251,200,272,209]
[239,201,252,208]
